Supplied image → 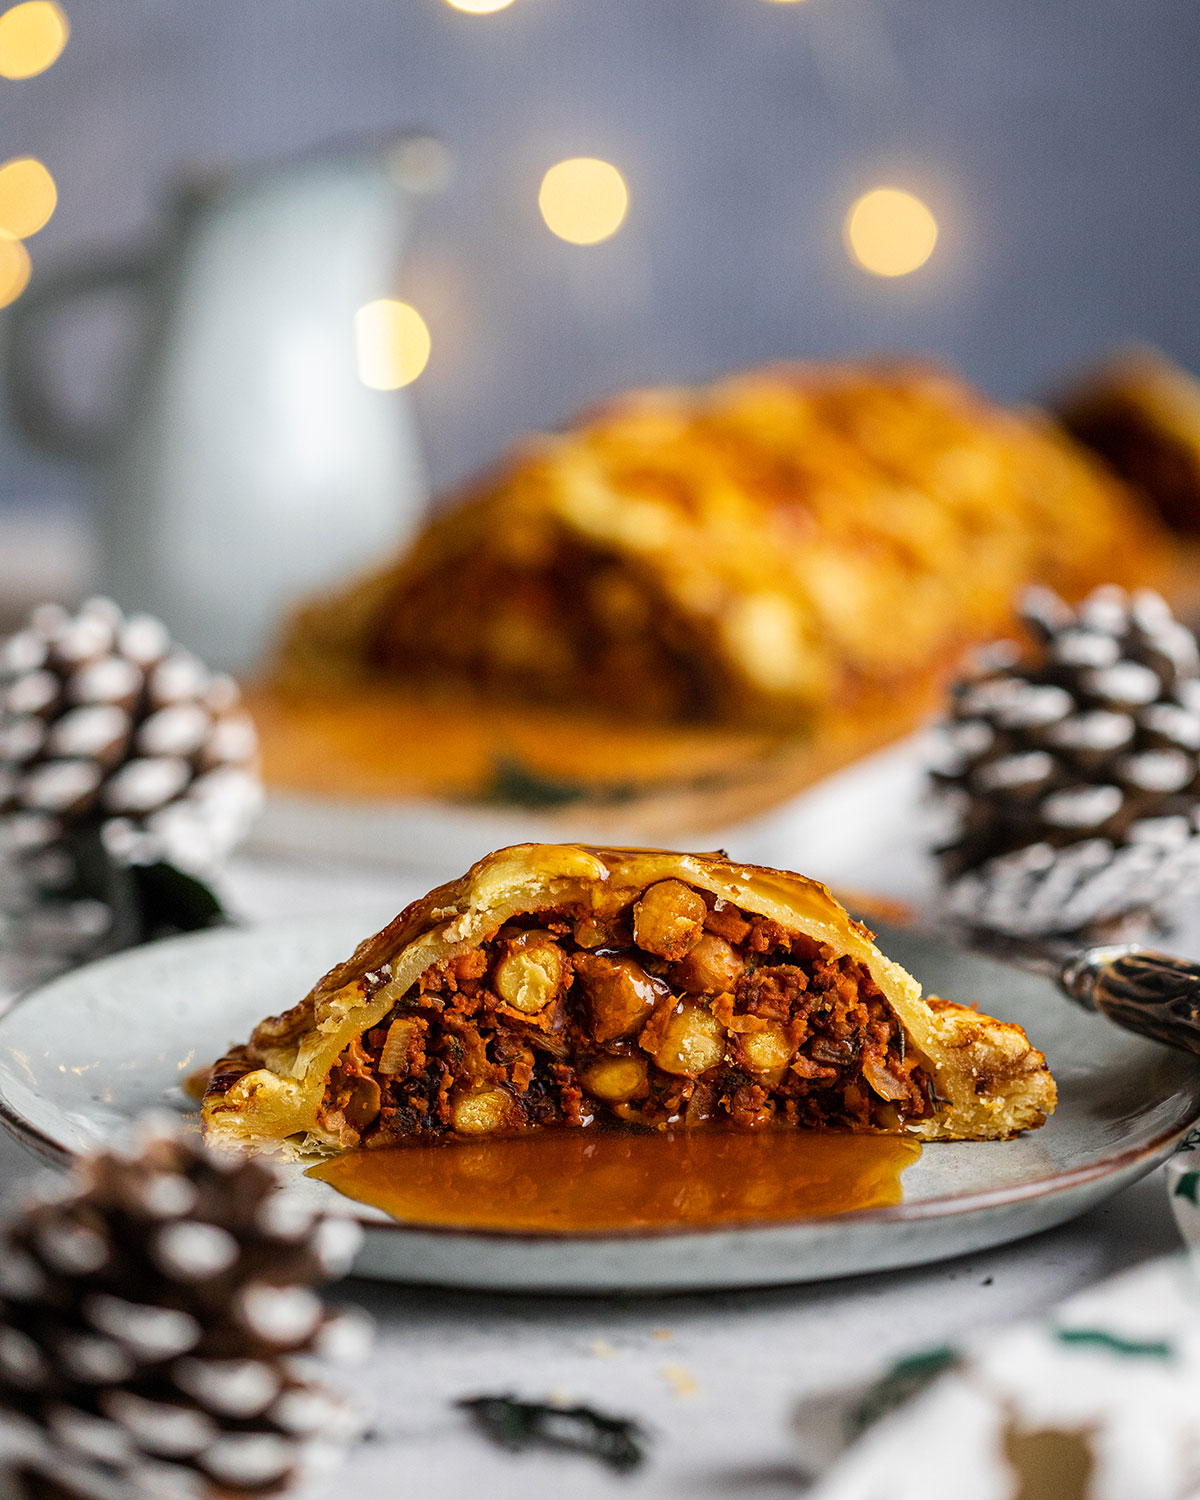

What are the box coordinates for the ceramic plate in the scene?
[0,913,1197,1294]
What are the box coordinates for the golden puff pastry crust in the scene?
[1058,344,1200,536]
[202,844,1056,1155]
[274,360,1166,730]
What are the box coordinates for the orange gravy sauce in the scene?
[306,1129,922,1234]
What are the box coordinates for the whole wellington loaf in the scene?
[275,360,1169,730]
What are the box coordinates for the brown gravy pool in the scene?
[306,1129,922,1234]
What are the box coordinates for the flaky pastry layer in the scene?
[274,361,1166,729]
[202,845,1055,1154]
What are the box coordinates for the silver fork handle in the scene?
[1059,945,1200,1056]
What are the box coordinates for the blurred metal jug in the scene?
[2,137,437,671]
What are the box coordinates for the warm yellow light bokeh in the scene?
[444,0,516,12]
[0,1,68,79]
[844,187,939,277]
[538,157,629,246]
[0,235,30,308]
[0,157,57,239]
[355,299,432,390]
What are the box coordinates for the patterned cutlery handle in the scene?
[1059,946,1200,1056]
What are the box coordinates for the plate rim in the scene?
[0,918,1196,1246]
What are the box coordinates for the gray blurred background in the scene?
[3,0,1200,521]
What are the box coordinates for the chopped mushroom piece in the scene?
[575,953,667,1043]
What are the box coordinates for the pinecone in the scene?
[931,585,1200,935]
[0,1121,368,1500]
[0,598,260,874]
[0,599,261,969]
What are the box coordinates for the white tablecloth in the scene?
[0,512,1190,1496]
[0,846,1184,1500]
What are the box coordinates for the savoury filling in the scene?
[316,880,936,1145]
[373,540,722,721]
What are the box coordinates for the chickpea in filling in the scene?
[316,880,936,1145]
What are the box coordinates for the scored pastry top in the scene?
[272,361,1167,730]
[202,844,1055,1155]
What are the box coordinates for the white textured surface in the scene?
[312,1172,1181,1500]
[805,1255,1200,1500]
[0,1115,1179,1499]
[1,738,1199,1492]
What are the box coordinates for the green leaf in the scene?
[484,756,636,810]
[1055,1328,1173,1359]
[847,1346,962,1437]
[66,823,231,953]
[457,1395,647,1472]
[129,861,229,939]
[1174,1170,1200,1205]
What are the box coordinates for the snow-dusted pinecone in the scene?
[931,585,1200,935]
[0,599,261,968]
[0,1121,368,1500]
[0,598,260,877]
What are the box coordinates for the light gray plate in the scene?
[0,913,1197,1294]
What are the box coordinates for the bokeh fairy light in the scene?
[0,0,67,79]
[538,158,629,245]
[844,187,939,277]
[355,299,433,390]
[0,2,67,312]
[443,0,516,14]
[0,235,31,309]
[0,156,57,239]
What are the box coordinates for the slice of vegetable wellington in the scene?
[202,845,1056,1154]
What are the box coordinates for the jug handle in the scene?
[2,254,156,466]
